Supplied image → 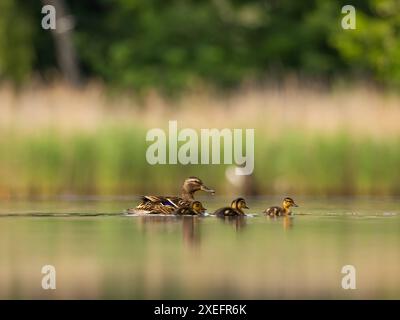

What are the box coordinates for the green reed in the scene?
[1,127,400,197]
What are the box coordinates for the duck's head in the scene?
[191,201,207,214]
[283,197,298,209]
[231,197,249,214]
[182,177,215,199]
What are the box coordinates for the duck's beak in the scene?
[200,184,215,195]
[293,203,299,207]
[243,204,249,209]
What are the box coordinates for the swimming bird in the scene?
[174,201,206,216]
[214,198,249,217]
[126,177,214,214]
[264,197,298,217]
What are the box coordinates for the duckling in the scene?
[264,197,298,217]
[126,177,215,214]
[174,201,206,216]
[214,198,249,217]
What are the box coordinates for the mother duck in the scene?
[126,177,215,214]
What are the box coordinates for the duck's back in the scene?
[130,195,180,214]
[138,195,182,206]
[264,206,284,217]
[174,207,197,215]
[214,207,241,217]
[136,195,192,212]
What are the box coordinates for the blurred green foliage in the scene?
[0,0,34,84]
[0,0,399,90]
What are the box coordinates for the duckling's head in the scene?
[231,197,249,214]
[191,201,206,214]
[283,197,298,209]
[182,177,215,199]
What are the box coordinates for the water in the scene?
[0,196,399,299]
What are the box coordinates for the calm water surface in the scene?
[0,196,399,299]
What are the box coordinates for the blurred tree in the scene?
[42,0,82,87]
[0,0,399,91]
[331,0,400,86]
[0,0,34,84]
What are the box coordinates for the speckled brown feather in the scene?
[264,206,285,217]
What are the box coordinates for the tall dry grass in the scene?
[1,81,400,136]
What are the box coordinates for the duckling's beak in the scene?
[293,203,299,207]
[200,184,215,195]
[243,204,249,209]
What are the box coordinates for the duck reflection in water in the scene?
[282,215,294,230]
[137,215,201,248]
[266,214,294,231]
[217,216,247,232]
[180,216,201,248]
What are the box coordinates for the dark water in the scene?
[0,196,399,299]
